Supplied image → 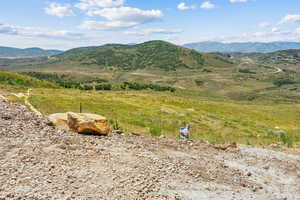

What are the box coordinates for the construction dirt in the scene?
[0,98,299,200]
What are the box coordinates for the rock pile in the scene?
[0,98,299,200]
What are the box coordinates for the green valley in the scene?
[0,40,299,146]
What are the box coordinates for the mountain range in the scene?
[184,41,300,53]
[1,41,300,59]
[0,46,62,58]
[212,49,300,66]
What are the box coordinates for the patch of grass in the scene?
[280,134,294,148]
[23,88,300,146]
[110,119,122,131]
[149,125,162,136]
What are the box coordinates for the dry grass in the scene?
[25,88,300,146]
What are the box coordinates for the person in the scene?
[180,124,191,140]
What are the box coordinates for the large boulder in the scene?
[67,112,110,135]
[48,113,69,131]
[48,112,110,135]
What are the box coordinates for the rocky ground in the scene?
[0,97,300,200]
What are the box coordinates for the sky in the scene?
[0,0,300,50]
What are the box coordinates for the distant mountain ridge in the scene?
[55,40,234,71]
[212,49,300,66]
[0,46,62,58]
[184,41,300,53]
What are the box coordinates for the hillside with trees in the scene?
[55,40,234,71]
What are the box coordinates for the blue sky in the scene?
[0,0,300,50]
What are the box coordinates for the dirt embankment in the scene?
[0,98,299,200]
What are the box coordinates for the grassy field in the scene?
[0,71,57,89]
[24,88,300,147]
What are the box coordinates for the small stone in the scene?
[263,165,270,170]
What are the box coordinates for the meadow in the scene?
[23,88,300,147]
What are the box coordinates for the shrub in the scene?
[202,68,212,72]
[22,71,109,89]
[149,126,162,136]
[195,80,204,86]
[95,84,112,91]
[268,129,286,137]
[121,82,175,92]
[273,79,296,87]
[239,69,256,74]
[79,85,93,90]
[280,134,294,147]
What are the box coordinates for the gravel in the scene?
[0,98,299,200]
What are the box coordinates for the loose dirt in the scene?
[0,98,299,200]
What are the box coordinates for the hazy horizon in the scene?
[1,40,300,51]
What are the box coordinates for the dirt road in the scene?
[0,98,299,200]
[12,88,42,116]
[272,66,283,74]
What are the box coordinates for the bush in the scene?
[22,71,109,89]
[202,68,212,72]
[267,128,293,147]
[149,126,162,136]
[84,78,109,84]
[95,84,112,91]
[273,79,296,87]
[121,82,175,92]
[79,85,93,90]
[195,80,204,86]
[239,69,256,74]
[280,134,294,147]
[58,81,80,89]
[268,129,286,137]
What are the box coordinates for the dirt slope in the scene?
[0,98,299,200]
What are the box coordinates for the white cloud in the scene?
[177,2,190,10]
[80,20,138,30]
[253,32,268,37]
[0,23,85,40]
[125,28,183,36]
[33,31,85,40]
[295,28,300,35]
[259,22,270,28]
[0,24,18,35]
[201,1,215,9]
[229,0,248,3]
[75,0,124,10]
[279,14,300,24]
[271,27,280,33]
[200,29,295,43]
[253,28,291,38]
[178,1,213,11]
[45,3,75,18]
[87,7,163,22]
[80,7,163,30]
[75,0,125,10]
